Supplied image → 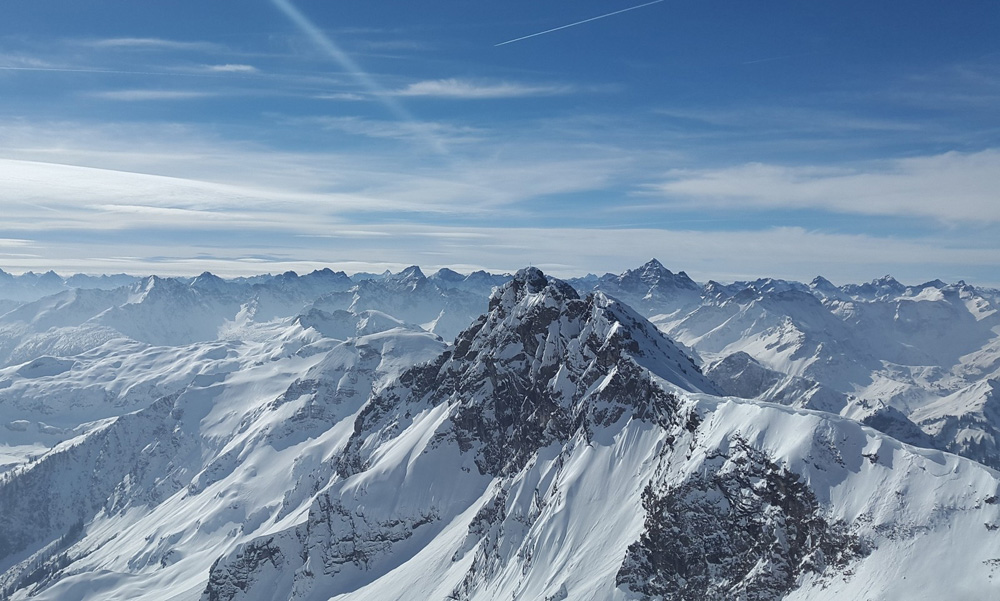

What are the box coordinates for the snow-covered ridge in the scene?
[1,262,999,599]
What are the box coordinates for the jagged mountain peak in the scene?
[640,257,666,272]
[808,275,844,300]
[486,266,578,316]
[872,274,905,292]
[36,270,64,284]
[620,258,698,290]
[301,267,353,287]
[703,280,731,298]
[460,267,716,395]
[345,266,714,477]
[591,260,702,316]
[920,278,947,289]
[839,273,909,300]
[301,267,349,282]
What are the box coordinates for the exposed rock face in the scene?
[203,537,284,601]
[203,268,722,601]
[617,436,867,601]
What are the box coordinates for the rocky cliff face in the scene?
[617,435,866,601]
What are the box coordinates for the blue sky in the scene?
[1,0,998,284]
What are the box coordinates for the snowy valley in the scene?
[0,262,998,600]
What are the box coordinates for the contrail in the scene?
[495,0,665,47]
[270,0,447,155]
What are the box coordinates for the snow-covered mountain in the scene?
[571,258,703,319]
[703,351,849,414]
[1,263,1000,599]
[582,261,1000,470]
[308,266,495,341]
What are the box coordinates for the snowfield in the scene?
[0,263,998,600]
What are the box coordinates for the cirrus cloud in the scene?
[648,149,1000,223]
[88,89,218,101]
[394,78,575,99]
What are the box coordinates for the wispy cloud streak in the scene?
[88,37,218,51]
[395,78,574,99]
[89,90,217,101]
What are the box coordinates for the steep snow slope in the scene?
[0,312,446,600]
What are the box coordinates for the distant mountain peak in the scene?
[393,265,426,282]
[810,275,836,289]
[430,267,464,282]
[874,274,902,287]
[190,271,226,290]
[615,259,698,290]
[917,278,947,289]
[640,257,667,272]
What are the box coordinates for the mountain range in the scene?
[1,261,998,600]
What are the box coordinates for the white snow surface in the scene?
[1,263,1000,600]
